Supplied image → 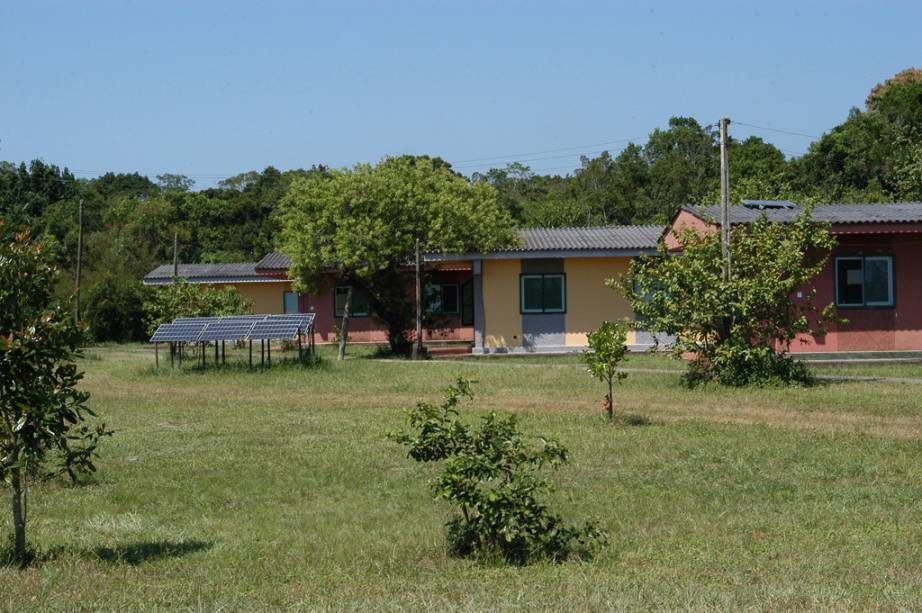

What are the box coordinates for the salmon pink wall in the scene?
[298,270,474,344]
[789,232,922,352]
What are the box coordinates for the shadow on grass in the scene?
[92,540,213,565]
[143,353,328,377]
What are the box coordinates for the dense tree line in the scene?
[2,69,920,342]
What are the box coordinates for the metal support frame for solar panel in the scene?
[151,313,317,368]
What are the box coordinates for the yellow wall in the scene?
[218,281,292,314]
[563,257,636,346]
[482,259,522,348]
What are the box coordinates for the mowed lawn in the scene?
[3,346,922,610]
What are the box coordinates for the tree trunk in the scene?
[606,379,614,419]
[337,286,352,361]
[11,467,26,563]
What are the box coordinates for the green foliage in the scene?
[583,320,630,418]
[83,274,147,342]
[143,279,253,334]
[619,207,837,386]
[388,378,607,565]
[279,156,518,354]
[0,227,111,563]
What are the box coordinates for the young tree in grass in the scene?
[0,227,110,564]
[616,207,837,386]
[583,320,629,419]
[278,156,518,355]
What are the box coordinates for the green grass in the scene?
[3,345,922,610]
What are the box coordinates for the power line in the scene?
[452,137,642,164]
[733,121,819,139]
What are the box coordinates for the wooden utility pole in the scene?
[172,231,179,279]
[411,238,425,360]
[74,198,84,322]
[719,117,731,281]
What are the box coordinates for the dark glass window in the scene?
[334,286,370,317]
[520,274,566,313]
[835,256,893,307]
[461,280,474,326]
[426,284,460,314]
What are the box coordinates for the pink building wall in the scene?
[297,270,474,344]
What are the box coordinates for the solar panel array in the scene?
[149,313,315,342]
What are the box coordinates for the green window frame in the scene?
[426,283,460,315]
[334,285,370,317]
[520,273,566,314]
[835,255,894,308]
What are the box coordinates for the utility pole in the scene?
[74,198,84,323]
[411,238,425,360]
[719,117,731,281]
[172,231,179,279]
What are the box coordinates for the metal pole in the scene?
[719,116,731,281]
[222,340,225,365]
[179,342,183,367]
[267,340,271,365]
[214,342,219,364]
[173,231,179,279]
[298,334,302,362]
[261,340,265,367]
[74,198,84,323]
[155,342,159,369]
[170,342,175,369]
[249,340,252,368]
[412,238,424,360]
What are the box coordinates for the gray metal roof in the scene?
[501,225,665,252]
[256,252,291,270]
[688,202,922,226]
[143,262,283,285]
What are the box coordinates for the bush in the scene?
[83,274,147,342]
[583,320,629,418]
[388,378,608,565]
[619,206,837,387]
[142,279,253,334]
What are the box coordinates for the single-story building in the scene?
[143,225,664,351]
[669,201,922,353]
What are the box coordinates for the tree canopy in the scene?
[278,155,518,353]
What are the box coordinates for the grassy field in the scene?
[3,345,922,610]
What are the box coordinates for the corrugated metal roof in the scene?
[688,202,922,225]
[143,262,267,284]
[255,251,291,270]
[496,225,665,252]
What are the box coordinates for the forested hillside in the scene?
[2,69,921,341]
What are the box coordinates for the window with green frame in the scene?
[835,255,894,307]
[426,283,460,315]
[334,285,371,317]
[520,273,565,314]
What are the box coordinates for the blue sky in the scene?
[2,1,920,187]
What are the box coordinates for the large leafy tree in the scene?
[0,227,110,564]
[279,155,518,354]
[618,208,837,386]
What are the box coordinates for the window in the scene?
[520,274,565,314]
[835,256,894,307]
[283,291,300,314]
[334,285,370,317]
[427,283,460,315]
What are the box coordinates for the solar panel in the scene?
[266,313,315,332]
[248,321,302,340]
[150,322,206,342]
[173,317,214,324]
[198,321,257,341]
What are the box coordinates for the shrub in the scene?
[618,206,837,387]
[388,377,608,565]
[142,279,252,334]
[583,320,629,418]
[83,274,147,342]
